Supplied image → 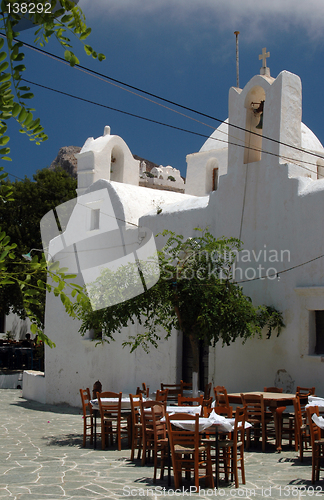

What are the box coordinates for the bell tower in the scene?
[228,51,302,173]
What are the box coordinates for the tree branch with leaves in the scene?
[75,228,285,390]
[0,0,104,345]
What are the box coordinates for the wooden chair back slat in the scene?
[214,386,230,408]
[155,389,169,402]
[178,395,203,406]
[264,387,283,393]
[161,382,182,402]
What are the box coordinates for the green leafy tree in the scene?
[0,1,104,344]
[0,167,77,324]
[75,229,284,391]
[0,167,84,345]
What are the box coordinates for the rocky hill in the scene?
[49,147,160,179]
[49,146,81,179]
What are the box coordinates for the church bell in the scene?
[254,100,264,130]
[256,112,263,129]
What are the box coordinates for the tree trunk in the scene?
[173,301,200,396]
[188,332,199,397]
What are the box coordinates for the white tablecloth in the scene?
[164,410,240,433]
[312,414,324,429]
[90,397,134,411]
[166,410,252,433]
[166,405,201,415]
[171,417,234,433]
[306,396,324,409]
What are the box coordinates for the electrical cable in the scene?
[0,33,321,177]
[0,35,323,283]
[3,167,324,284]
[7,34,324,164]
[19,78,324,177]
[235,252,324,284]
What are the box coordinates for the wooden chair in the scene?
[263,386,293,449]
[161,382,182,404]
[92,380,102,400]
[297,386,316,418]
[178,395,204,406]
[294,396,310,461]
[166,412,214,489]
[155,389,169,402]
[181,380,192,393]
[217,406,246,488]
[152,405,169,483]
[97,391,130,451]
[264,387,283,393]
[285,386,316,456]
[306,405,324,483]
[202,397,213,413]
[212,405,233,418]
[204,382,212,399]
[141,400,166,466]
[297,386,316,397]
[214,386,230,409]
[241,393,272,452]
[142,382,150,397]
[79,388,94,448]
[136,383,149,398]
[129,393,143,460]
[203,406,233,452]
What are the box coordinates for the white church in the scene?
[23,51,324,406]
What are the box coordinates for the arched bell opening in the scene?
[110,146,124,183]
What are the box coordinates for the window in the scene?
[315,311,324,354]
[90,209,100,230]
[205,158,218,193]
[212,168,218,191]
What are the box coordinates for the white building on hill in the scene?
[23,54,324,406]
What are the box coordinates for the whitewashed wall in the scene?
[43,295,181,406]
[142,70,324,395]
[26,68,324,404]
[40,181,195,406]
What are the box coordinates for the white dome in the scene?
[301,122,324,152]
[200,119,229,152]
[200,119,324,154]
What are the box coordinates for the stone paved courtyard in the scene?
[0,389,322,499]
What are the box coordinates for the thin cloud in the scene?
[79,0,324,41]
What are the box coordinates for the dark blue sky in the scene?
[5,0,324,183]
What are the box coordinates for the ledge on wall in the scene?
[22,370,46,404]
[295,287,324,296]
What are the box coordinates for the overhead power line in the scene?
[20,78,323,176]
[0,36,323,284]
[10,35,324,164]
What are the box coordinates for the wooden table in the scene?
[227,391,297,451]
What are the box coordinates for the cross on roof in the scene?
[259,47,270,67]
[259,47,270,76]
